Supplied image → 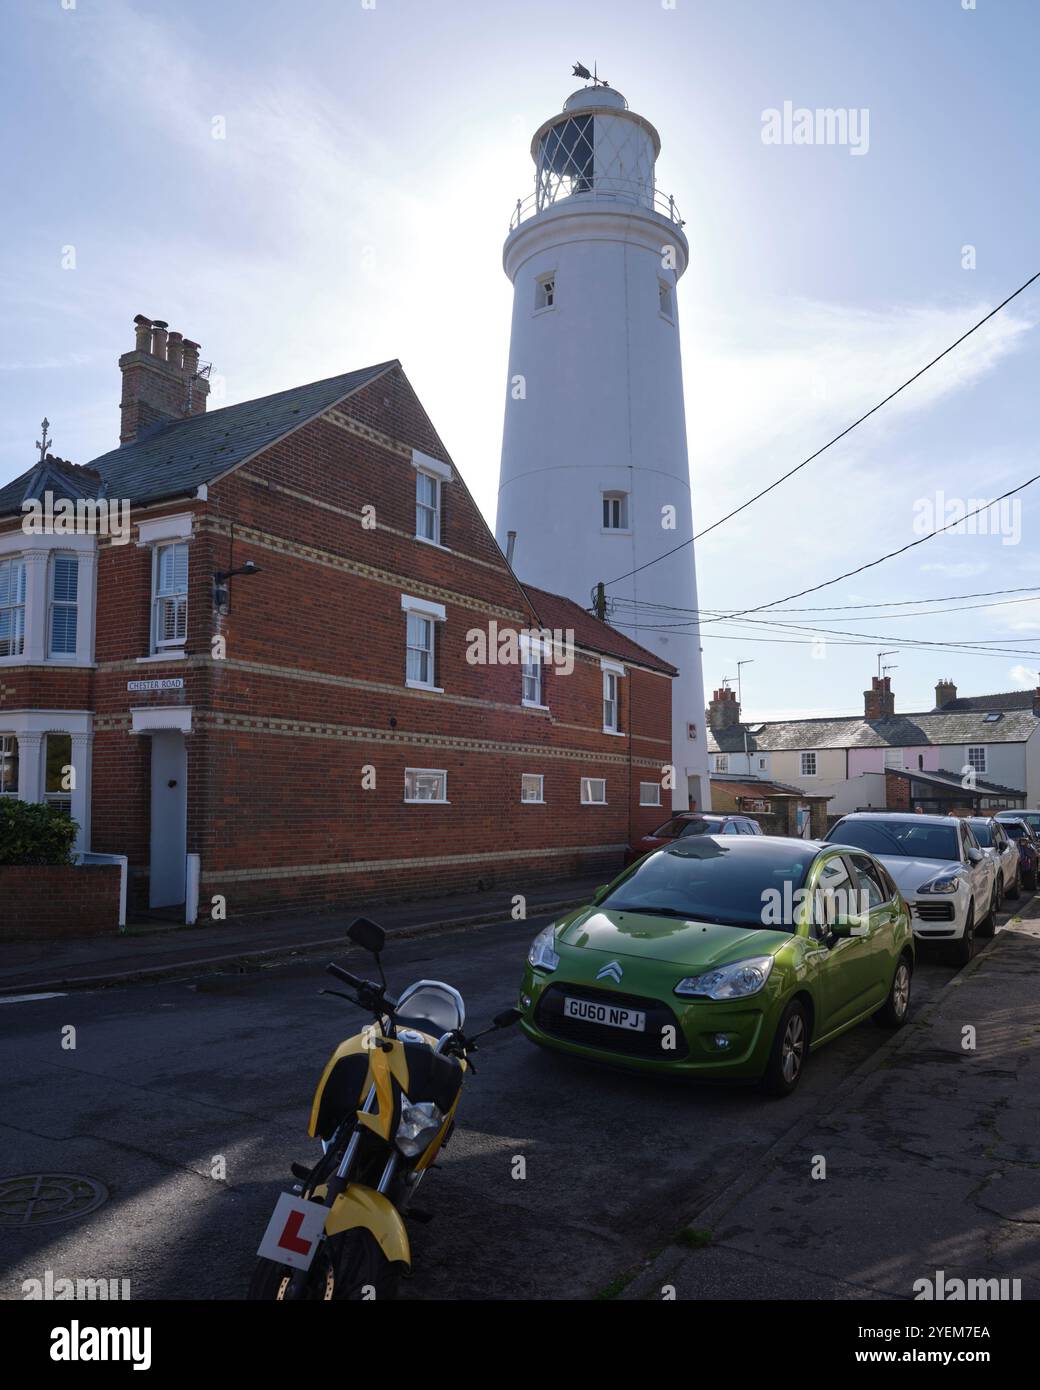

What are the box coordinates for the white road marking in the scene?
[0,992,67,1005]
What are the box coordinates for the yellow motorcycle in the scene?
[248,917,520,1300]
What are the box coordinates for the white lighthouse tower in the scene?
[495,77,711,811]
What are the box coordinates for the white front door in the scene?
[149,731,187,908]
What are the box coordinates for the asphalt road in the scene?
[0,901,1023,1301]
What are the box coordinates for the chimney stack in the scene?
[935,678,957,709]
[119,313,210,445]
[865,675,895,721]
[706,686,741,732]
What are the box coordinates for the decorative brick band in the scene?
[195,710,665,769]
[322,407,414,460]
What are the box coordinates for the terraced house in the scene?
[706,677,1038,816]
[0,315,675,924]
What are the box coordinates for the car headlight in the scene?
[674,955,775,1000]
[528,924,560,972]
[396,1098,445,1158]
[918,874,960,894]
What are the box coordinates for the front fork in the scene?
[286,1086,400,1298]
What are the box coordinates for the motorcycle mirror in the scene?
[347,916,386,956]
[493,1007,522,1029]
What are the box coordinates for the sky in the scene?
[1,0,1038,722]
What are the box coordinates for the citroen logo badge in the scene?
[596,961,624,984]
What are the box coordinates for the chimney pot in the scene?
[150,320,169,358]
[166,331,184,370]
[133,314,153,352]
[182,339,200,373]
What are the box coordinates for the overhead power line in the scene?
[604,267,1040,589]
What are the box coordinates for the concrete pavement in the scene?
[0,874,605,996]
[621,910,1040,1302]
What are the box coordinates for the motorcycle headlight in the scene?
[918,874,960,894]
[528,924,560,972]
[395,1098,445,1158]
[674,955,775,1000]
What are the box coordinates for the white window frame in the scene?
[405,611,435,688]
[535,273,556,311]
[404,767,448,804]
[0,555,27,658]
[967,746,987,775]
[0,733,18,797]
[151,540,189,653]
[601,491,629,533]
[714,754,729,772]
[401,594,446,692]
[602,660,624,734]
[800,751,818,778]
[521,773,544,804]
[581,776,607,805]
[883,748,904,770]
[48,552,79,658]
[639,781,662,807]
[415,469,441,545]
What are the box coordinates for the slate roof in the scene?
[710,773,832,800]
[938,689,1038,712]
[520,583,677,675]
[888,766,1025,798]
[708,708,1039,755]
[0,455,103,508]
[0,361,396,517]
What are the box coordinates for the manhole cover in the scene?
[0,1174,108,1228]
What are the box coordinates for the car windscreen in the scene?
[827,820,960,862]
[1002,820,1030,841]
[599,838,817,930]
[967,821,992,847]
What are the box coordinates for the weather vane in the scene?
[572,61,609,88]
[36,418,51,463]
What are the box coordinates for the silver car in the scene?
[966,817,1020,904]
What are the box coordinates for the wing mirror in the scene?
[828,916,867,939]
[967,848,984,864]
[347,916,386,955]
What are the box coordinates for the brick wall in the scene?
[0,864,122,939]
[2,363,673,919]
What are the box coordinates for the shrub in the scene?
[0,800,79,866]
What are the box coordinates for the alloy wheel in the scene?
[892,962,911,1019]
[781,1013,806,1083]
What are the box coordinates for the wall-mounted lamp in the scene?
[213,560,261,615]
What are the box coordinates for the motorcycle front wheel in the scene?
[248,1229,400,1301]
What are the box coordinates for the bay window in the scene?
[0,557,26,657]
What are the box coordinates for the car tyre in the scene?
[978,883,998,939]
[872,954,912,1028]
[952,905,976,967]
[761,999,809,1098]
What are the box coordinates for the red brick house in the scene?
[0,315,675,923]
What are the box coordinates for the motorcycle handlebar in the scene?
[327,962,366,990]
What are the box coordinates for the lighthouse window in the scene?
[658,280,674,320]
[535,275,555,311]
[602,492,629,531]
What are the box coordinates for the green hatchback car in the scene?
[518,836,914,1095]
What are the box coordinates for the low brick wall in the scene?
[0,864,123,939]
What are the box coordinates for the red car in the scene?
[625,812,763,866]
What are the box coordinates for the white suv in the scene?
[966,817,1020,904]
[825,813,998,965]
